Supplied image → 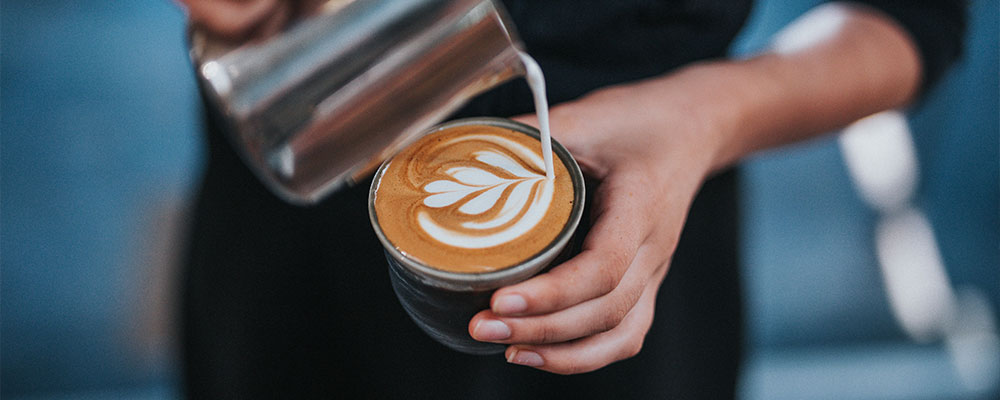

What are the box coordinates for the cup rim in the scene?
[368,117,586,291]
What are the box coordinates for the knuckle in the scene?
[608,247,632,271]
[537,322,559,344]
[624,337,645,359]
[556,362,596,376]
[599,290,637,332]
[594,261,623,295]
[567,364,593,375]
[600,302,627,332]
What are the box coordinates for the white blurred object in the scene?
[840,111,919,212]
[839,110,1000,392]
[947,288,1000,392]
[875,207,957,341]
[771,3,848,54]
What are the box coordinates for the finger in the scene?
[181,0,281,40]
[471,242,663,344]
[298,0,331,15]
[504,264,667,374]
[490,173,652,317]
[248,0,294,40]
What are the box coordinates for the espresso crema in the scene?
[373,124,574,273]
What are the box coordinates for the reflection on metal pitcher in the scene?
[189,0,525,204]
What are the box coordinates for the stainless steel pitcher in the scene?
[189,0,525,204]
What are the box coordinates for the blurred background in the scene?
[1,0,996,399]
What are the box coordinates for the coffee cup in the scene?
[368,117,585,354]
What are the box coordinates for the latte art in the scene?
[373,124,574,273]
[418,134,553,249]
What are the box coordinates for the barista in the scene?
[178,0,965,398]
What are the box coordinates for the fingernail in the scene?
[473,319,511,341]
[493,295,527,315]
[507,349,544,367]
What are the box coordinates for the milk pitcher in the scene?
[189,0,525,204]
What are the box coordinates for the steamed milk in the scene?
[373,53,571,273]
[518,52,555,180]
[373,124,573,272]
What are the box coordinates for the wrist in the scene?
[668,59,769,174]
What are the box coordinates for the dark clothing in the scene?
[860,0,966,95]
[181,1,965,399]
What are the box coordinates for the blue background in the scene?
[2,0,996,398]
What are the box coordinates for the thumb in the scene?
[181,0,288,41]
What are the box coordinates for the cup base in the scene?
[387,252,505,355]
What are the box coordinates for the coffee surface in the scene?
[374,124,574,273]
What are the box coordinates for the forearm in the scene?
[694,3,922,172]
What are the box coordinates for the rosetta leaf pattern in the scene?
[421,149,544,219]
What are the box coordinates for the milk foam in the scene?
[414,53,556,250]
[373,52,574,272]
[418,134,553,249]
